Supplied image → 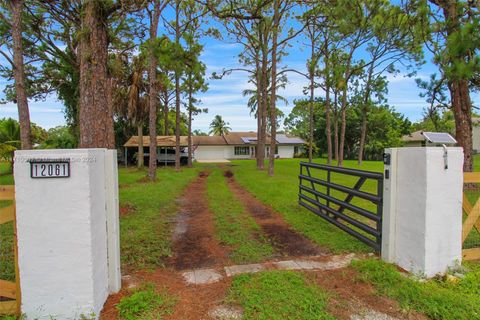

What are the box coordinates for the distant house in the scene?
[473,118,480,153]
[401,130,427,147]
[403,121,480,153]
[123,131,305,163]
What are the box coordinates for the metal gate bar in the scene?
[299,162,383,252]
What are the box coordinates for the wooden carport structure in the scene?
[123,136,189,165]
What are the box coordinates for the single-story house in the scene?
[401,130,458,148]
[403,118,480,152]
[401,130,428,147]
[123,131,305,163]
[473,118,480,153]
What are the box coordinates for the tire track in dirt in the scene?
[224,170,330,258]
[169,171,230,270]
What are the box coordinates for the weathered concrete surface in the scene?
[209,305,243,320]
[181,254,358,285]
[182,269,224,285]
[273,260,300,270]
[351,309,400,320]
[224,263,265,277]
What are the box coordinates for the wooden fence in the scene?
[0,185,20,316]
[462,172,480,261]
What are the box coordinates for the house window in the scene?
[294,146,299,154]
[235,146,250,155]
[275,146,279,154]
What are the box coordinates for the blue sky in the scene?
[1,6,479,132]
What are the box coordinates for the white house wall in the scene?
[473,125,480,153]
[195,145,297,160]
[277,146,294,158]
[222,146,253,159]
[194,146,226,160]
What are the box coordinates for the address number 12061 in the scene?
[30,161,70,178]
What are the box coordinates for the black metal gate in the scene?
[298,162,383,252]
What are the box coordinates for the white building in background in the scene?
[473,118,480,153]
[123,131,305,163]
[402,118,480,153]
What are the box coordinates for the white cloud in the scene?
[0,96,65,129]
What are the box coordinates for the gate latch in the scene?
[383,153,391,165]
[442,144,448,170]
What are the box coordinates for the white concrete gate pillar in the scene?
[382,147,463,277]
[13,149,121,320]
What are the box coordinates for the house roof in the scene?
[277,134,305,144]
[224,131,256,145]
[123,136,189,147]
[124,132,305,147]
[192,135,227,145]
[401,130,425,142]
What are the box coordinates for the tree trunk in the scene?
[358,108,367,165]
[78,0,114,148]
[338,83,348,167]
[10,0,31,150]
[255,50,264,169]
[440,1,473,172]
[338,60,352,167]
[174,0,181,171]
[339,107,347,166]
[450,79,473,172]
[358,66,373,165]
[187,80,193,168]
[325,84,332,164]
[333,89,339,162]
[268,0,279,176]
[261,29,269,169]
[163,89,169,135]
[257,25,268,170]
[137,123,144,168]
[106,77,115,148]
[308,41,314,163]
[148,1,161,180]
[323,41,332,164]
[174,77,181,171]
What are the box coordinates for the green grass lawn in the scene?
[0,219,15,282]
[464,155,480,248]
[0,162,12,175]
[2,156,480,320]
[206,168,274,264]
[230,158,376,253]
[119,167,199,270]
[0,162,14,281]
[0,161,13,185]
[116,283,176,320]
[353,259,480,320]
[230,158,480,319]
[463,188,480,249]
[227,270,334,320]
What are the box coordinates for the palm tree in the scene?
[242,88,288,117]
[113,56,149,167]
[209,115,231,136]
